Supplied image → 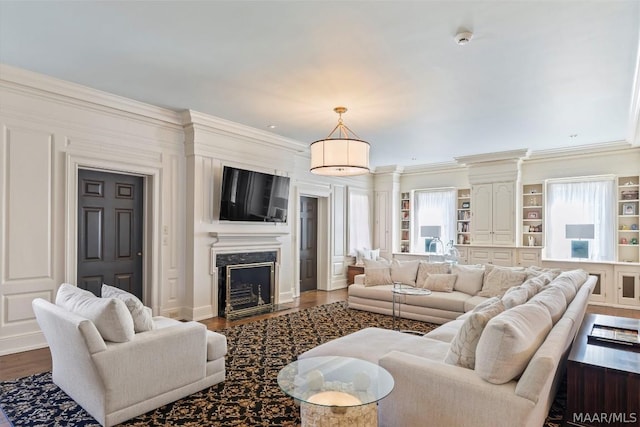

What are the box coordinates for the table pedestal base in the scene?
[300,402,378,427]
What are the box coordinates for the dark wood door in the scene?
[78,169,144,298]
[300,196,318,292]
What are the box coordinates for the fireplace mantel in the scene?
[209,231,288,248]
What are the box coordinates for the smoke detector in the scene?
[455,31,474,45]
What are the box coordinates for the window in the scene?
[545,177,615,261]
[411,188,456,253]
[348,191,371,256]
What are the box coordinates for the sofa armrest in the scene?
[354,273,365,285]
[378,351,538,427]
[92,321,208,413]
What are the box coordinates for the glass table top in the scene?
[391,283,432,295]
[277,356,394,407]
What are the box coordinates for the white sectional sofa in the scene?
[32,284,227,427]
[301,267,595,427]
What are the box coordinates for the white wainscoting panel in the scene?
[4,290,52,323]
[4,127,53,281]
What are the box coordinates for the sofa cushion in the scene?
[56,283,135,343]
[390,259,420,286]
[423,274,457,292]
[364,259,392,286]
[101,284,154,333]
[478,266,527,297]
[549,280,577,305]
[416,261,450,287]
[475,303,553,384]
[461,295,492,314]
[206,330,228,361]
[424,319,465,343]
[555,269,589,291]
[445,298,505,369]
[405,290,469,313]
[451,264,485,295]
[501,286,529,309]
[348,283,397,302]
[528,286,567,324]
[525,265,562,281]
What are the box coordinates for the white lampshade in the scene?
[565,224,595,239]
[420,225,441,238]
[310,138,370,176]
[309,107,371,176]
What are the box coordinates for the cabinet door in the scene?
[517,248,540,267]
[617,272,640,307]
[492,182,515,245]
[471,184,493,245]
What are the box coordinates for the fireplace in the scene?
[216,251,277,319]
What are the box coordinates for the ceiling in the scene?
[1,1,639,169]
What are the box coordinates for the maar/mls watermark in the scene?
[572,412,638,424]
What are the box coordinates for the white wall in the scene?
[0,65,371,355]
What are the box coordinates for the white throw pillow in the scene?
[528,287,567,324]
[363,259,392,286]
[390,259,420,287]
[56,283,134,342]
[415,261,450,287]
[554,269,588,291]
[478,266,527,297]
[475,303,552,384]
[451,264,485,295]
[445,298,505,369]
[424,274,457,292]
[501,286,529,309]
[101,284,155,333]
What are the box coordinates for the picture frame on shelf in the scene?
[461,201,470,208]
[527,211,539,219]
[622,203,637,215]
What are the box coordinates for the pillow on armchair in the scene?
[102,284,155,333]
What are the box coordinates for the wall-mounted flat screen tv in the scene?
[220,166,290,222]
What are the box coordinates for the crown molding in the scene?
[454,148,530,166]
[182,110,308,155]
[525,140,636,161]
[399,161,464,176]
[0,63,183,127]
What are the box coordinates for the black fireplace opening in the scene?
[216,251,277,319]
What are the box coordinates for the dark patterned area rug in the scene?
[0,301,565,426]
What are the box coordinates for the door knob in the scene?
[137,252,142,256]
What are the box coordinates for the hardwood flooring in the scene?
[1,288,638,383]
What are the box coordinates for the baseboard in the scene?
[0,331,47,356]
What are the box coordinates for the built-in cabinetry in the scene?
[617,266,640,307]
[522,183,544,248]
[456,188,471,245]
[617,175,639,263]
[400,192,410,252]
[471,182,515,246]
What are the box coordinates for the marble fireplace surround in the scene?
[209,232,286,317]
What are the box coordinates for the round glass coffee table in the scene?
[277,356,394,427]
[392,283,432,331]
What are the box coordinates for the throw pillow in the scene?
[56,283,134,342]
[445,299,506,369]
[549,280,577,305]
[528,287,567,324]
[475,303,553,384]
[415,261,450,287]
[424,274,457,292]
[501,286,529,309]
[478,266,527,298]
[390,259,420,287]
[101,284,154,333]
[451,264,485,295]
[555,269,589,292]
[364,259,392,286]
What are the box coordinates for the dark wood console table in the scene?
[565,313,640,427]
[347,265,364,285]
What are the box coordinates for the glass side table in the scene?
[277,356,394,427]
[391,282,432,332]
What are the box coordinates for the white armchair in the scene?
[32,297,226,427]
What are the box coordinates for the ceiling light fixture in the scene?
[309,107,370,176]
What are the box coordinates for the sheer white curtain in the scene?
[412,188,456,253]
[348,192,371,255]
[545,178,615,261]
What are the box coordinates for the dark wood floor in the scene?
[1,288,638,382]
